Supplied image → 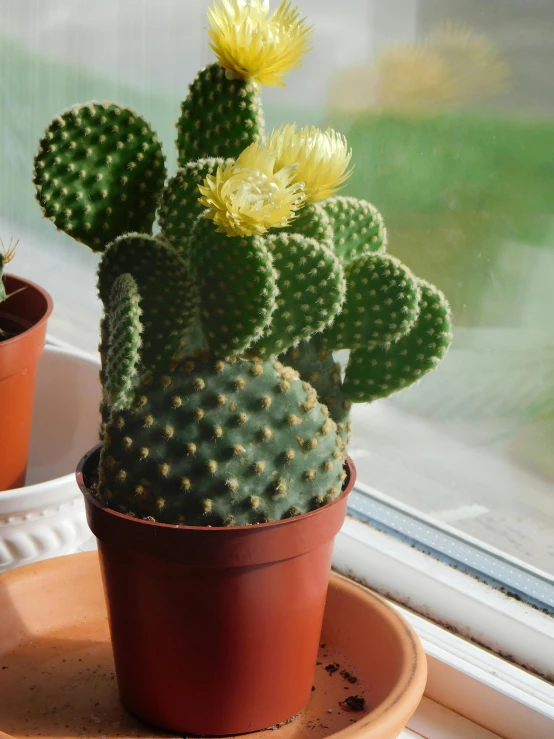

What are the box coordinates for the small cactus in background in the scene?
[33,0,452,526]
[329,22,509,115]
[0,238,19,305]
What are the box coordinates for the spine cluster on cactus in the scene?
[33,0,452,527]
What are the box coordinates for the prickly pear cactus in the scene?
[33,104,166,251]
[33,0,452,527]
[176,64,264,164]
[101,356,345,525]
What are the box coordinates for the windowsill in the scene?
[333,517,554,739]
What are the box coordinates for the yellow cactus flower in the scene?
[198,142,306,238]
[426,23,510,103]
[329,22,510,115]
[265,124,353,202]
[207,0,313,87]
[374,46,459,113]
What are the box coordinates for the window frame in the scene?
[339,490,554,679]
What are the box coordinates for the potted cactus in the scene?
[33,1,451,734]
[0,241,53,491]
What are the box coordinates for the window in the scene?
[3,1,553,736]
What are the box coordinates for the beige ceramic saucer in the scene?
[0,552,426,738]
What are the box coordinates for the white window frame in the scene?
[342,486,554,677]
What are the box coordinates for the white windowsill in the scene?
[403,697,503,738]
[334,517,554,739]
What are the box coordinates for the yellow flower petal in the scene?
[207,0,313,87]
[265,124,353,202]
[198,141,306,238]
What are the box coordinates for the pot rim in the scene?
[0,273,53,349]
[78,442,356,534]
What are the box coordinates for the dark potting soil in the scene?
[339,695,366,712]
[339,669,358,684]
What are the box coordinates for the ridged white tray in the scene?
[0,345,101,572]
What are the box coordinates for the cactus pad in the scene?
[344,281,452,402]
[283,339,352,444]
[103,273,143,410]
[33,103,166,252]
[323,196,386,263]
[158,157,231,254]
[253,232,346,357]
[287,202,333,243]
[98,234,197,370]
[320,252,421,351]
[99,356,346,525]
[176,63,263,165]
[189,216,278,356]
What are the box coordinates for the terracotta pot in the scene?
[77,444,356,735]
[0,274,53,491]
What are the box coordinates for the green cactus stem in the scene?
[285,202,333,243]
[344,280,452,402]
[320,252,421,351]
[189,216,279,357]
[99,356,346,525]
[33,103,166,252]
[31,0,453,530]
[176,63,264,165]
[252,232,346,357]
[98,234,197,370]
[103,273,143,411]
[283,338,352,445]
[158,157,231,254]
[323,196,387,263]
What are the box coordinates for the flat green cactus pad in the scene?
[253,232,346,357]
[158,157,231,255]
[344,280,452,402]
[323,196,387,263]
[189,216,278,357]
[287,202,334,243]
[104,273,143,411]
[283,338,352,445]
[320,252,421,351]
[33,103,166,251]
[98,233,197,370]
[99,356,345,526]
[176,63,263,165]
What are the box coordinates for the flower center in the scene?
[224,168,280,212]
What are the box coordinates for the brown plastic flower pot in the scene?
[0,274,53,491]
[77,444,356,736]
